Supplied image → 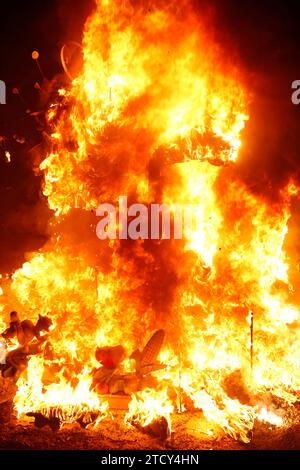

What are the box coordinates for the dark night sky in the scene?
[0,0,94,271]
[0,0,300,272]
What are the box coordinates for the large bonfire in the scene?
[0,0,299,443]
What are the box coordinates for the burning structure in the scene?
[0,0,300,449]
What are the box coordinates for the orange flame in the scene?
[1,0,299,442]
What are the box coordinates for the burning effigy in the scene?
[0,0,300,448]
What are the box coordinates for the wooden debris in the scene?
[27,412,61,431]
[27,408,102,431]
[133,416,170,441]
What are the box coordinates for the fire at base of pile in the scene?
[0,316,292,444]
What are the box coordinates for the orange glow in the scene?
[1,0,299,443]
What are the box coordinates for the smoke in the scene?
[204,0,300,197]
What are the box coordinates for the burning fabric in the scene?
[0,0,299,446]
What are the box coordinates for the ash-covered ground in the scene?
[0,408,300,450]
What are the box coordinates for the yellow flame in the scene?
[0,0,299,441]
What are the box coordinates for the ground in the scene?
[0,410,300,450]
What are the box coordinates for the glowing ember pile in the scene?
[0,0,299,444]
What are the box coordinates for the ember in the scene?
[0,0,300,451]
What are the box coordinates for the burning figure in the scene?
[1,311,52,379]
[92,329,166,395]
